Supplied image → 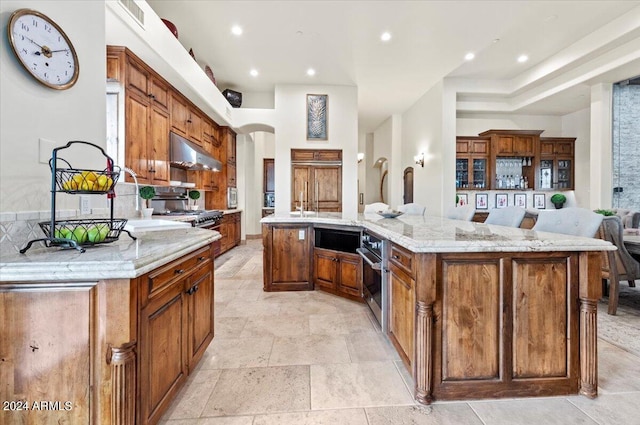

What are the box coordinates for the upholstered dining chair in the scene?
[532,207,604,238]
[484,206,527,227]
[397,203,426,215]
[445,205,476,221]
[364,202,389,213]
[598,215,640,315]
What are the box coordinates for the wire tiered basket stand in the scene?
[20,141,136,254]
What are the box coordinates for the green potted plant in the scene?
[550,193,566,209]
[139,186,156,218]
[188,190,201,210]
[594,209,615,216]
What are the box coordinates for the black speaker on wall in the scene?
[222,89,242,108]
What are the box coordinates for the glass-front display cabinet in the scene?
[456,138,489,189]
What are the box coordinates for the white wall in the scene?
[400,81,445,216]
[273,84,359,218]
[0,1,106,213]
[590,83,614,209]
[245,131,274,236]
[370,118,393,205]
[561,107,591,207]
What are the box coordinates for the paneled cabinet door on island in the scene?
[138,245,214,425]
[313,248,363,300]
[263,224,313,291]
[388,243,415,369]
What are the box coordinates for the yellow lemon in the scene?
[96,175,109,190]
[82,171,98,181]
[80,180,94,191]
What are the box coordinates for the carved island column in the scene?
[578,251,602,398]
[413,254,437,404]
[108,341,137,425]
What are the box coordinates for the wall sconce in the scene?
[357,152,364,163]
[414,153,424,167]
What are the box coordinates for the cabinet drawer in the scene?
[389,244,414,277]
[143,246,211,302]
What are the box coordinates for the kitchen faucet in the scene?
[121,167,140,215]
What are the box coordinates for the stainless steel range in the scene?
[356,230,388,334]
[154,209,223,229]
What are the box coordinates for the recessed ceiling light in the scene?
[544,14,558,22]
[380,32,391,42]
[492,38,500,43]
[306,68,316,76]
[464,52,475,61]
[517,54,529,63]
[231,25,243,36]
[250,69,259,77]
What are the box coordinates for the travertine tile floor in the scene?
[160,240,640,425]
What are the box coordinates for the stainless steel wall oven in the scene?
[357,230,388,333]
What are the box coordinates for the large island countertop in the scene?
[261,212,615,253]
[0,227,220,282]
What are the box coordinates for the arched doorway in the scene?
[403,167,414,204]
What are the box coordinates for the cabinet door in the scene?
[496,136,514,155]
[149,77,169,111]
[186,263,214,370]
[539,159,554,189]
[314,248,338,290]
[266,225,312,290]
[456,140,470,154]
[226,130,237,164]
[471,157,487,189]
[187,107,203,145]
[389,263,415,367]
[234,213,241,245]
[227,163,237,187]
[126,55,149,99]
[125,92,150,183]
[1,286,93,425]
[456,158,469,189]
[139,287,187,425]
[313,165,342,212]
[292,165,311,210]
[149,106,170,184]
[170,94,188,136]
[264,159,275,193]
[556,158,573,189]
[337,253,362,297]
[513,136,535,155]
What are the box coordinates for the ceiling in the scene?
[146,1,640,133]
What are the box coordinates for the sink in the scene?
[124,219,191,232]
[289,211,317,216]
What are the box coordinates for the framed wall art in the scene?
[534,193,546,209]
[457,193,468,206]
[496,193,508,208]
[307,94,328,140]
[475,193,488,210]
[514,193,526,208]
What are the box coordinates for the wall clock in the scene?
[7,8,79,90]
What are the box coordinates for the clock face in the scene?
[7,9,79,90]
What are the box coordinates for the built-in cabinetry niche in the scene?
[291,149,342,212]
[456,130,575,191]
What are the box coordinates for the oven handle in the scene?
[356,248,382,271]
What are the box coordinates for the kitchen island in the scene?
[262,212,614,403]
[0,227,219,425]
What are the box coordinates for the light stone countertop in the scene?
[261,212,615,253]
[0,227,220,282]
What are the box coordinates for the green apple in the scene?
[86,226,101,243]
[54,228,72,239]
[97,224,110,241]
[71,226,88,244]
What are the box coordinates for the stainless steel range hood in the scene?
[170,131,222,171]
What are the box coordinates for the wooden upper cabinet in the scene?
[170,94,189,136]
[125,54,168,112]
[456,138,489,155]
[187,107,203,145]
[540,138,575,156]
[480,130,542,157]
[291,149,342,162]
[264,159,275,193]
[223,127,237,164]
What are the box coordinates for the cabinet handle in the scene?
[187,286,195,295]
[197,256,206,262]
[392,255,400,260]
[148,93,156,99]
[174,269,185,275]
[187,119,192,123]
